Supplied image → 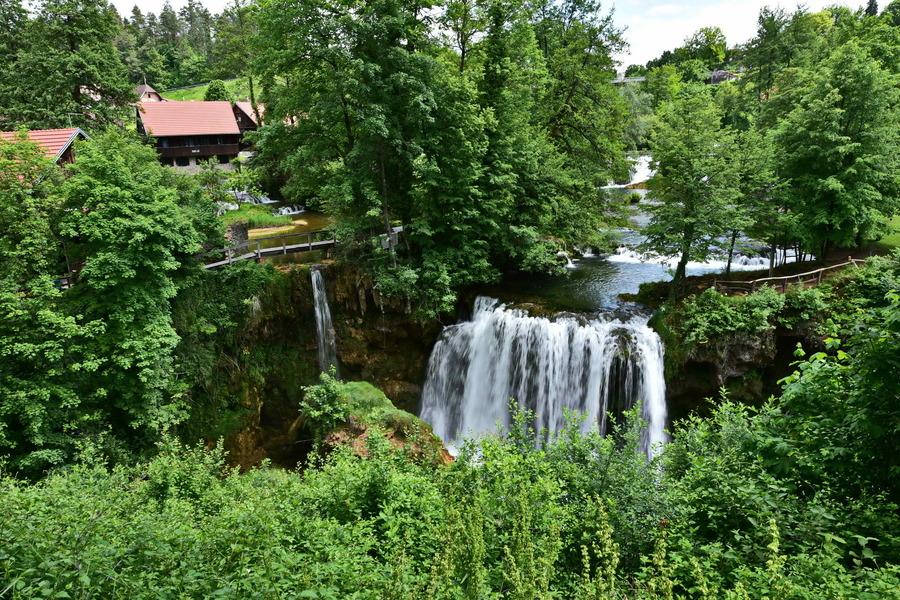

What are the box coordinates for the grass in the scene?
[220,204,292,229]
[162,78,252,102]
[878,215,900,250]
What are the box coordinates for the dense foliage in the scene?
[250,0,630,316]
[0,0,258,130]
[0,131,221,476]
[2,274,898,597]
[633,5,899,278]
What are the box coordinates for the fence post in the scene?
[308,233,313,251]
[256,242,261,263]
[282,236,286,255]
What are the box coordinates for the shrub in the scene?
[203,79,231,101]
[678,287,784,346]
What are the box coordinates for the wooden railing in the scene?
[713,258,867,294]
[202,229,337,269]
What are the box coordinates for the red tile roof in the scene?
[137,101,240,137]
[234,101,263,125]
[0,128,86,162]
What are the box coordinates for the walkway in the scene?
[202,229,337,269]
[713,258,867,294]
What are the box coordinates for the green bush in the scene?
[777,285,828,329]
[299,369,349,441]
[203,79,231,101]
[678,286,784,346]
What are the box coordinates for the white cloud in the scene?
[611,0,866,67]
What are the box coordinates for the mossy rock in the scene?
[324,381,451,465]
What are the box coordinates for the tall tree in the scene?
[212,0,261,120]
[59,130,211,457]
[532,0,630,185]
[4,0,133,129]
[866,0,879,17]
[0,134,101,475]
[774,40,900,256]
[641,87,741,291]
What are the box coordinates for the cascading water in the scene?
[420,297,667,458]
[311,268,339,375]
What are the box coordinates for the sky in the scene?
[110,0,869,67]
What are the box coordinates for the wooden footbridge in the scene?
[202,229,337,269]
[713,258,867,294]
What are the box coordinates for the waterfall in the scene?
[420,297,668,458]
[311,268,338,375]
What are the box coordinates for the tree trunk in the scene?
[671,252,689,299]
[769,238,776,277]
[725,229,738,278]
[379,146,397,267]
[248,75,261,125]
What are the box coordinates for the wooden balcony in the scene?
[156,143,240,159]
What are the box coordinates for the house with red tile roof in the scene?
[0,128,89,164]
[136,101,242,171]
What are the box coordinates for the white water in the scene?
[602,155,654,189]
[420,297,668,459]
[311,268,339,375]
[275,204,305,216]
[607,246,801,273]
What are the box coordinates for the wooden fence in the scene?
[202,229,337,269]
[713,258,867,294]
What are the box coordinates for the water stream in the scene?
[311,268,339,375]
[420,298,668,458]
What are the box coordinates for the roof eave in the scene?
[54,128,89,163]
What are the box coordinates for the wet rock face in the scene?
[221,263,443,468]
[662,328,803,422]
[324,262,443,413]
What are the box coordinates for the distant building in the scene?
[136,101,242,171]
[0,128,89,164]
[135,83,165,102]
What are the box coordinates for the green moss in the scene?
[342,381,424,431]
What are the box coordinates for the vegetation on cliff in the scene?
[2,288,898,597]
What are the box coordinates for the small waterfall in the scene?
[420,298,668,458]
[311,268,338,375]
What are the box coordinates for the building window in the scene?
[218,154,231,165]
[175,156,190,167]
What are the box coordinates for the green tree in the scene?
[212,0,262,121]
[644,65,683,108]
[683,26,728,69]
[0,0,26,130]
[203,78,231,101]
[886,0,900,25]
[774,40,900,256]
[0,134,104,475]
[4,0,133,129]
[58,130,213,457]
[866,0,879,17]
[642,87,741,290]
[532,0,630,185]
